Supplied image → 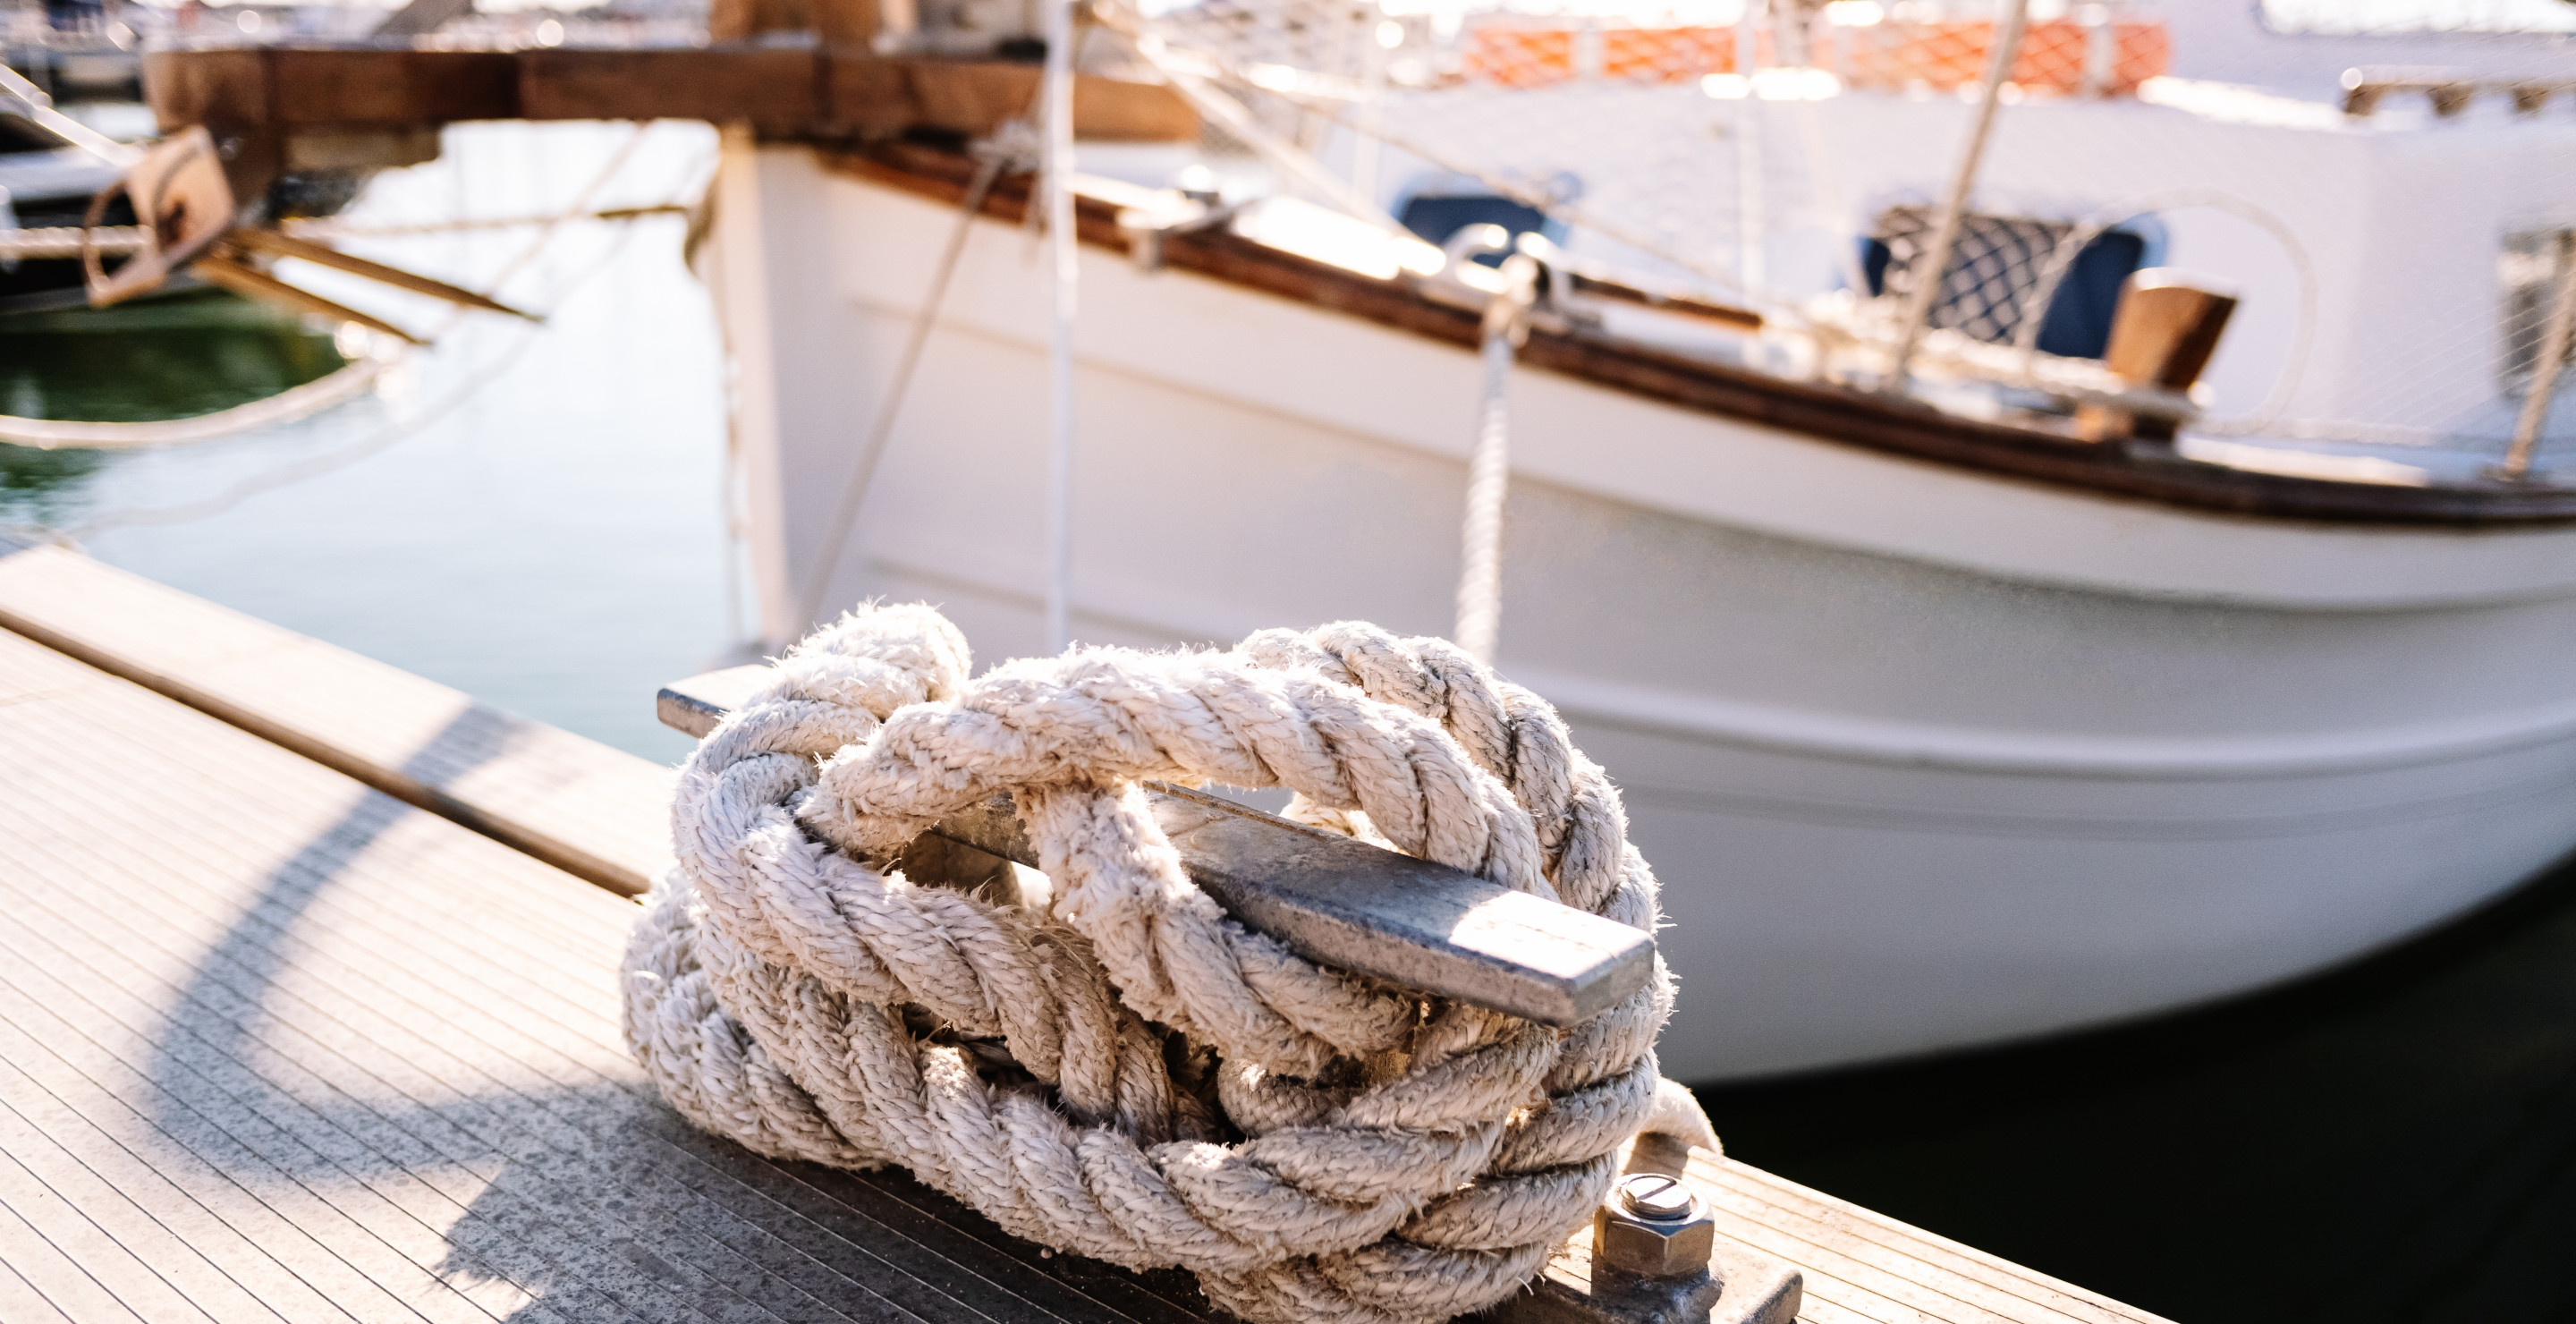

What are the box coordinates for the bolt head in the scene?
[1618,1173,1695,1220]
[1594,1174,1716,1277]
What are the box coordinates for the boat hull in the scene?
[710,141,2576,1080]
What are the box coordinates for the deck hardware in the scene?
[1595,1173,1717,1278]
[1495,1138,1804,1324]
[1415,224,1603,343]
[1117,196,1247,271]
[657,664,1657,1026]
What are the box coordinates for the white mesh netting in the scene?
[1089,0,2576,460]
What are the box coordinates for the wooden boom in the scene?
[658,665,1658,1028]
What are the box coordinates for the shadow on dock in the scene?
[113,707,1211,1322]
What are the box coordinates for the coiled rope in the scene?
[623,603,1717,1323]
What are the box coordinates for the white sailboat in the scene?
[701,0,2576,1080]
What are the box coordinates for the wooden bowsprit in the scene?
[661,665,1801,1324]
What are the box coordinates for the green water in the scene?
[3,118,733,762]
[1,288,352,528]
[0,287,349,423]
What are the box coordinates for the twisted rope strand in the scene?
[623,604,1716,1323]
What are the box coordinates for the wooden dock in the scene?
[140,44,1198,210]
[0,539,2171,1324]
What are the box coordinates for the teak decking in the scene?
[0,540,2172,1324]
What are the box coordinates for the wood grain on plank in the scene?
[0,543,673,895]
[0,626,1224,1323]
[1686,1152,2172,1324]
[0,555,2171,1324]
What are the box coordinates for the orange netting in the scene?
[1460,19,2167,95]
[1827,20,2170,96]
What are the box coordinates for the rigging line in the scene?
[1255,78,1754,300]
[2504,230,2576,480]
[0,345,405,451]
[1112,18,1757,301]
[792,150,1015,633]
[1044,0,1080,654]
[1891,0,2030,386]
[11,130,694,543]
[1454,253,1537,665]
[27,217,646,543]
[284,205,691,240]
[0,123,681,452]
[0,62,139,166]
[443,122,664,332]
[1123,39,1404,230]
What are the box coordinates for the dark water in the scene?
[1698,858,2576,1324]
[13,119,2576,1324]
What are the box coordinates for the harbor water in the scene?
[8,121,2576,1324]
[3,121,733,765]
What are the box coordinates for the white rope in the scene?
[1043,0,1080,653]
[0,226,147,260]
[0,344,404,451]
[1454,253,1538,666]
[282,205,689,240]
[625,604,1717,1324]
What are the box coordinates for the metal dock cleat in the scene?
[664,661,1804,1324]
[1486,1134,1803,1324]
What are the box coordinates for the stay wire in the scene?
[793,149,1016,634]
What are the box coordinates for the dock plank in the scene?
[0,550,2170,1324]
[0,625,1219,1323]
[0,542,672,895]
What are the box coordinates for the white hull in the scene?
[710,140,2576,1081]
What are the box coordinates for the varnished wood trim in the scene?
[829,140,2576,528]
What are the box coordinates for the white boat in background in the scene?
[701,0,2576,1081]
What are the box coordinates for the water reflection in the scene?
[0,440,107,522]
[0,286,347,423]
[29,119,733,761]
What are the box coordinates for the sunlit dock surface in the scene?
[0,540,2165,1324]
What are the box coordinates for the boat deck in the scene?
[0,540,2168,1324]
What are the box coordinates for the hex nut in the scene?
[1592,1174,1718,1277]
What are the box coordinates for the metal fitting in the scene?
[1593,1172,1717,1277]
